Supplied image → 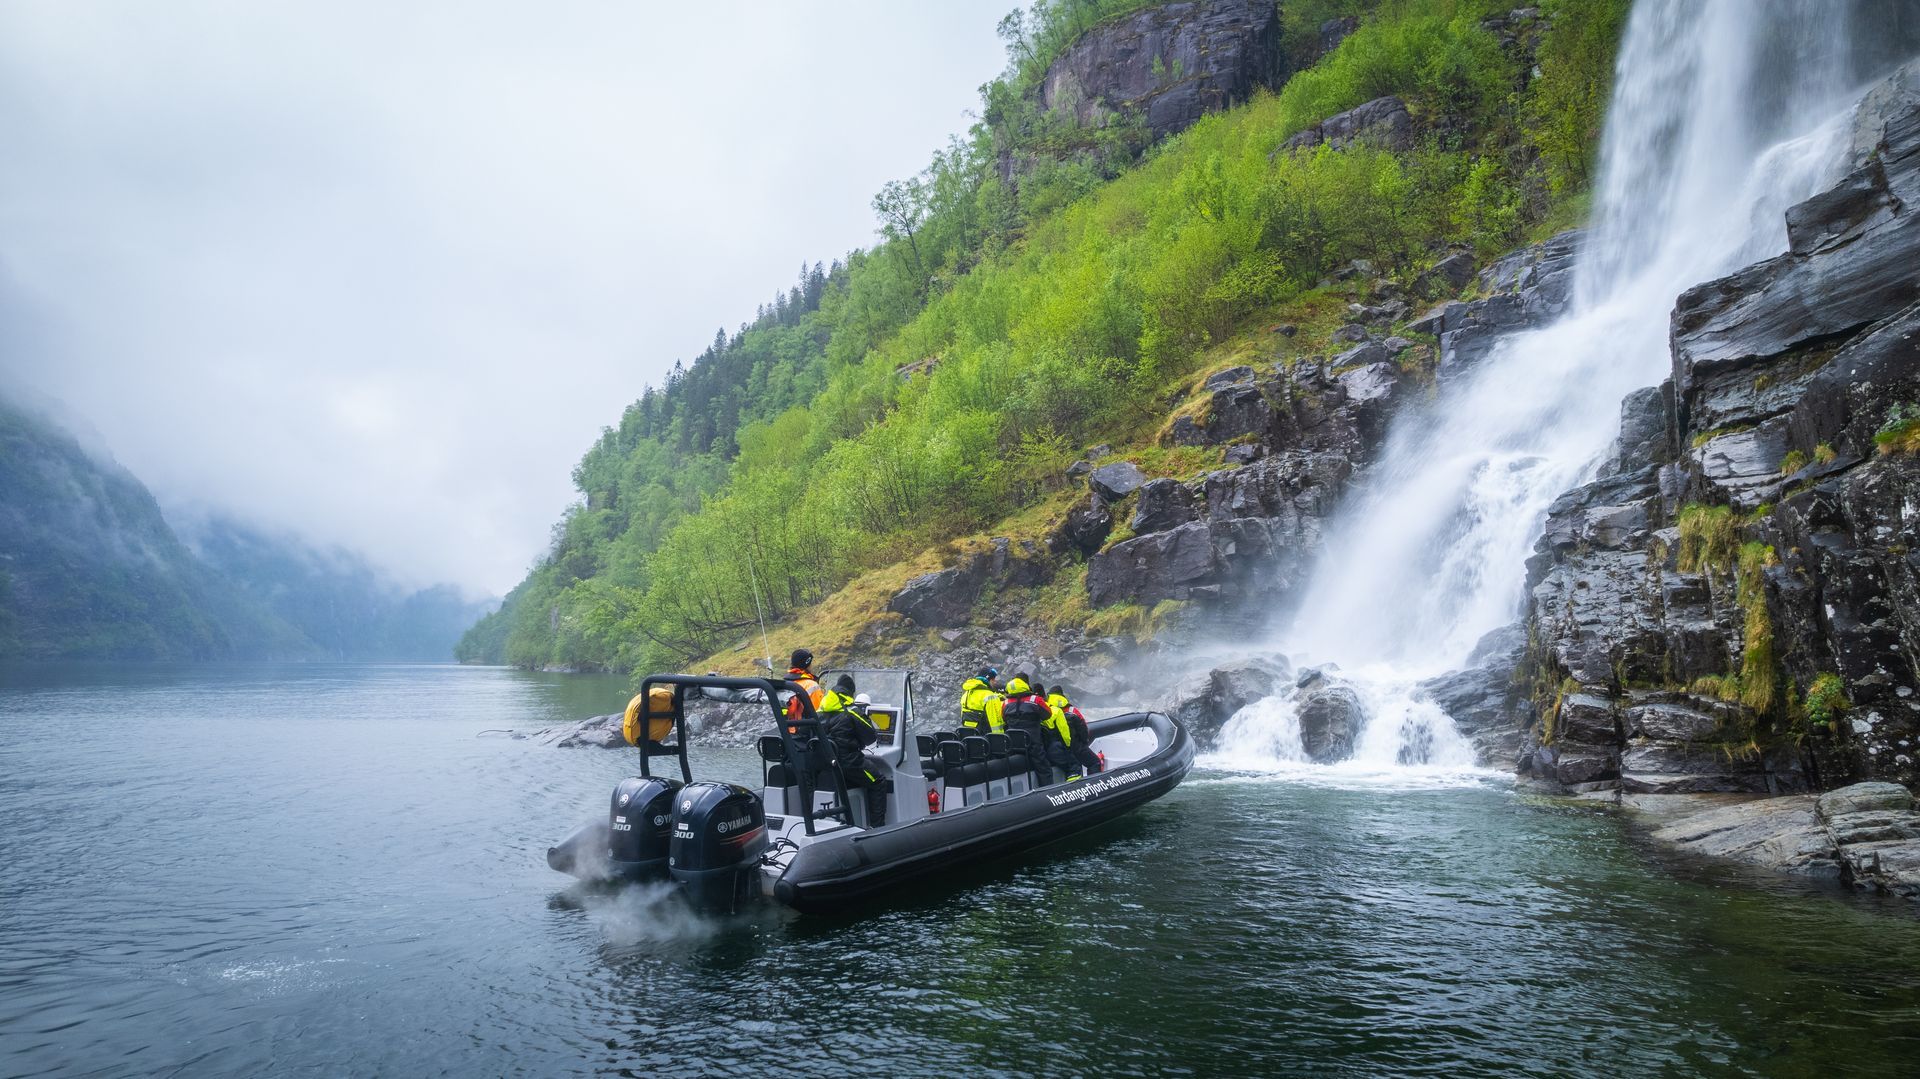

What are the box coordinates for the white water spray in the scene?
[1209,0,1891,779]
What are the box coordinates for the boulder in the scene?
[1085,520,1217,607]
[1052,493,1113,556]
[1297,682,1362,763]
[1331,341,1390,369]
[1439,229,1583,380]
[1281,95,1414,153]
[1817,781,1916,819]
[1161,661,1288,745]
[888,565,986,627]
[1088,460,1148,501]
[1204,365,1257,390]
[1130,478,1198,535]
[1413,251,1476,299]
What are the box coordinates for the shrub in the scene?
[1813,442,1837,465]
[1804,672,1850,728]
[1778,449,1808,475]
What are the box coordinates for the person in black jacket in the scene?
[998,674,1061,787]
[815,674,887,825]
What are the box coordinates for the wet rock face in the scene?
[1040,0,1285,143]
[1436,228,1584,381]
[1506,72,1920,794]
[1088,355,1407,614]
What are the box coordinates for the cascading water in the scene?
[1208,0,1902,780]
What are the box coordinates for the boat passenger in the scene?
[1032,682,1082,781]
[783,648,824,723]
[959,666,1004,733]
[816,674,887,825]
[998,675,1059,784]
[1048,687,1103,776]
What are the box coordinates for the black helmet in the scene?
[791,648,813,670]
[834,674,856,694]
[978,666,998,680]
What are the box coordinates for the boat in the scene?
[546,669,1193,913]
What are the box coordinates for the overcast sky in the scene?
[0,0,1011,595]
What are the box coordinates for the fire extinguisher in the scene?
[927,787,941,814]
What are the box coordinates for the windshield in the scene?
[823,668,910,746]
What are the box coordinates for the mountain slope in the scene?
[0,397,312,660]
[181,515,495,662]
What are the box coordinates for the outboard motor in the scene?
[668,781,768,912]
[607,775,682,879]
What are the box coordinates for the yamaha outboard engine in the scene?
[607,775,682,879]
[668,781,768,912]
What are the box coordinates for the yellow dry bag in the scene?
[621,685,677,745]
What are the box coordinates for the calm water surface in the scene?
[3,663,1919,1077]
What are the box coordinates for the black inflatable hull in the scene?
[772,711,1192,914]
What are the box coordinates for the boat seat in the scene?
[940,741,987,809]
[1007,729,1049,789]
[916,734,945,781]
[759,736,800,815]
[968,735,1009,800]
[990,733,1029,795]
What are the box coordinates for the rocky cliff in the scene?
[1500,61,1920,799]
[1039,0,1286,144]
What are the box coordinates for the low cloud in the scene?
[0,0,1007,592]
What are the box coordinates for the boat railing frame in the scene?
[634,673,856,835]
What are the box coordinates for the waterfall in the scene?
[1208,0,1894,778]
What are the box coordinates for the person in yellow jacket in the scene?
[815,674,887,825]
[958,666,1004,733]
[1047,686,1103,777]
[1033,682,1084,781]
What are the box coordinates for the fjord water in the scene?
[1214,0,1900,772]
[7,664,1920,1076]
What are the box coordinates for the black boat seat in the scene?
[759,736,800,814]
[939,740,986,809]
[989,732,1029,795]
[962,736,1005,801]
[916,734,944,780]
[1007,729,1048,788]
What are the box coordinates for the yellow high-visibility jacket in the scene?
[961,678,1005,733]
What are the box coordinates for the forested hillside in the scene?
[462,0,1630,674]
